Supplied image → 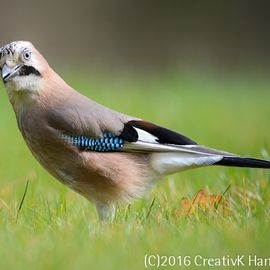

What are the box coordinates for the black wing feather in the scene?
[120,120,197,145]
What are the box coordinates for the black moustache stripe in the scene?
[19,65,41,77]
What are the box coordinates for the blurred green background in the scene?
[0,1,270,270]
[1,0,270,74]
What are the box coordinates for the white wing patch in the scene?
[134,127,158,143]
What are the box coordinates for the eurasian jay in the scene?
[0,41,269,220]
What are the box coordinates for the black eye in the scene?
[23,50,31,60]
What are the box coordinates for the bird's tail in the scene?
[215,156,270,169]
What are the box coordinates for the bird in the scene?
[0,41,269,221]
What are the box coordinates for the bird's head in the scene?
[0,41,49,94]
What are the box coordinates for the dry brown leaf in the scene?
[175,189,230,218]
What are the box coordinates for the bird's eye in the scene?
[23,50,31,60]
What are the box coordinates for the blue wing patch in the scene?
[61,133,124,152]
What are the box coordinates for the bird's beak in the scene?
[1,64,22,83]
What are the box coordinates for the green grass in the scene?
[0,72,269,269]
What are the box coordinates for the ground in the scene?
[0,71,269,269]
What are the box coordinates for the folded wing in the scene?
[120,120,270,172]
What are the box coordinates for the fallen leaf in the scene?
[175,188,230,218]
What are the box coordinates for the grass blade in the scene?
[16,180,29,222]
[146,198,156,220]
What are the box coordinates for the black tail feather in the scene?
[215,156,270,169]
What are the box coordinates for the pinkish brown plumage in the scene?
[1,41,269,220]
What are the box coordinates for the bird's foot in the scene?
[95,202,115,223]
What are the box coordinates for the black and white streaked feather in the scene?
[0,42,17,59]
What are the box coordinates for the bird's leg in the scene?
[95,202,115,222]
